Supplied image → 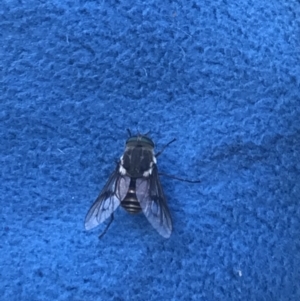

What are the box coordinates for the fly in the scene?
[84,131,199,238]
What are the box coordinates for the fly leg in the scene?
[98,213,114,239]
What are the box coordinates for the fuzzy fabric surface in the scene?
[1,1,300,300]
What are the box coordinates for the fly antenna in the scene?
[126,129,132,137]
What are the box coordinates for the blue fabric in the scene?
[1,1,300,300]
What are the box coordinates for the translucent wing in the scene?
[85,166,130,230]
[136,166,172,238]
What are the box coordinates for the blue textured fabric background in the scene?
[1,1,300,300]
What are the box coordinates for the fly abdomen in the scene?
[121,197,141,214]
[121,179,142,214]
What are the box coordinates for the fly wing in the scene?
[136,166,172,238]
[85,166,130,230]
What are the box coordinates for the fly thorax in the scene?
[120,147,156,178]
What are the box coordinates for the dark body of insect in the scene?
[85,135,172,238]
